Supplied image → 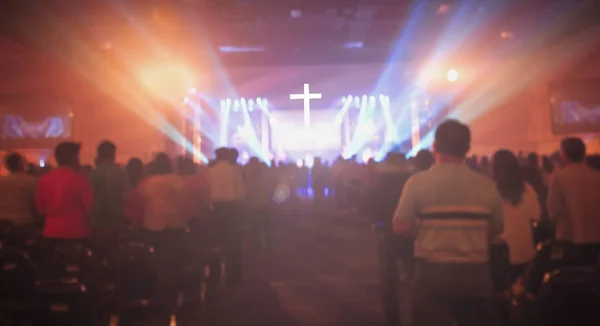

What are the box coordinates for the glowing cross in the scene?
[290,83,322,129]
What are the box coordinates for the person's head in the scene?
[527,153,539,168]
[385,152,407,166]
[215,147,229,161]
[177,156,196,176]
[4,152,25,174]
[229,148,239,164]
[126,157,144,186]
[492,149,525,206]
[54,142,81,168]
[96,140,117,164]
[414,149,434,171]
[560,137,586,163]
[433,119,471,162]
[542,156,554,174]
[146,152,173,176]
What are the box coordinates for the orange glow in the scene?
[138,63,196,101]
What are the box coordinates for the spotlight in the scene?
[257,97,263,105]
[447,69,458,82]
[354,97,360,108]
[233,100,240,112]
[369,96,375,103]
[362,95,367,102]
[226,98,232,105]
[241,98,246,105]
[347,95,353,103]
[379,94,384,102]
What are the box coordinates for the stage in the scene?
[182,64,442,164]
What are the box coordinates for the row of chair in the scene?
[0,224,231,326]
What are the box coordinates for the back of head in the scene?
[415,149,434,171]
[4,152,25,173]
[214,147,229,161]
[492,149,525,205]
[177,157,196,176]
[433,119,471,159]
[54,142,81,168]
[229,148,239,164]
[96,140,117,162]
[527,153,539,168]
[147,152,172,176]
[560,137,586,163]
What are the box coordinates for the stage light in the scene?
[226,98,232,106]
[233,100,240,112]
[189,88,196,94]
[354,96,360,108]
[220,100,225,107]
[379,94,385,102]
[362,95,368,102]
[248,99,255,107]
[241,98,246,105]
[369,96,376,103]
[257,97,263,105]
[447,69,458,82]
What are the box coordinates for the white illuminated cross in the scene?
[290,83,322,129]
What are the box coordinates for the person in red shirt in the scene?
[36,142,94,239]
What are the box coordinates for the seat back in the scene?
[0,248,38,301]
[525,240,574,295]
[40,243,101,286]
[114,241,164,298]
[537,267,600,326]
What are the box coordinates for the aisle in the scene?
[208,205,386,326]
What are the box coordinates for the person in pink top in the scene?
[36,142,94,239]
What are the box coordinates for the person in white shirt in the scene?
[0,152,37,227]
[548,137,600,265]
[207,147,246,284]
[492,150,541,281]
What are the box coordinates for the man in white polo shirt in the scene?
[393,120,504,326]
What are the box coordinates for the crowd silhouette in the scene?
[0,119,599,326]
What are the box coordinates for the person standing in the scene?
[36,142,94,240]
[492,150,540,281]
[547,137,600,265]
[0,152,37,227]
[88,140,130,235]
[393,120,504,326]
[207,147,246,284]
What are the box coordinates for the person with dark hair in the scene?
[492,150,540,281]
[125,158,144,187]
[36,142,94,239]
[414,149,434,172]
[393,119,503,326]
[88,140,130,233]
[0,152,36,227]
[548,137,600,265]
[207,147,246,284]
[126,153,188,230]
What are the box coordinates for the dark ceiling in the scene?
[1,0,600,67]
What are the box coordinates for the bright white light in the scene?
[226,98,232,105]
[447,69,458,82]
[233,100,240,111]
[369,96,376,103]
[189,88,196,93]
[296,159,303,168]
[39,160,45,167]
[305,155,314,168]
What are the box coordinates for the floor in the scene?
[205,202,389,326]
